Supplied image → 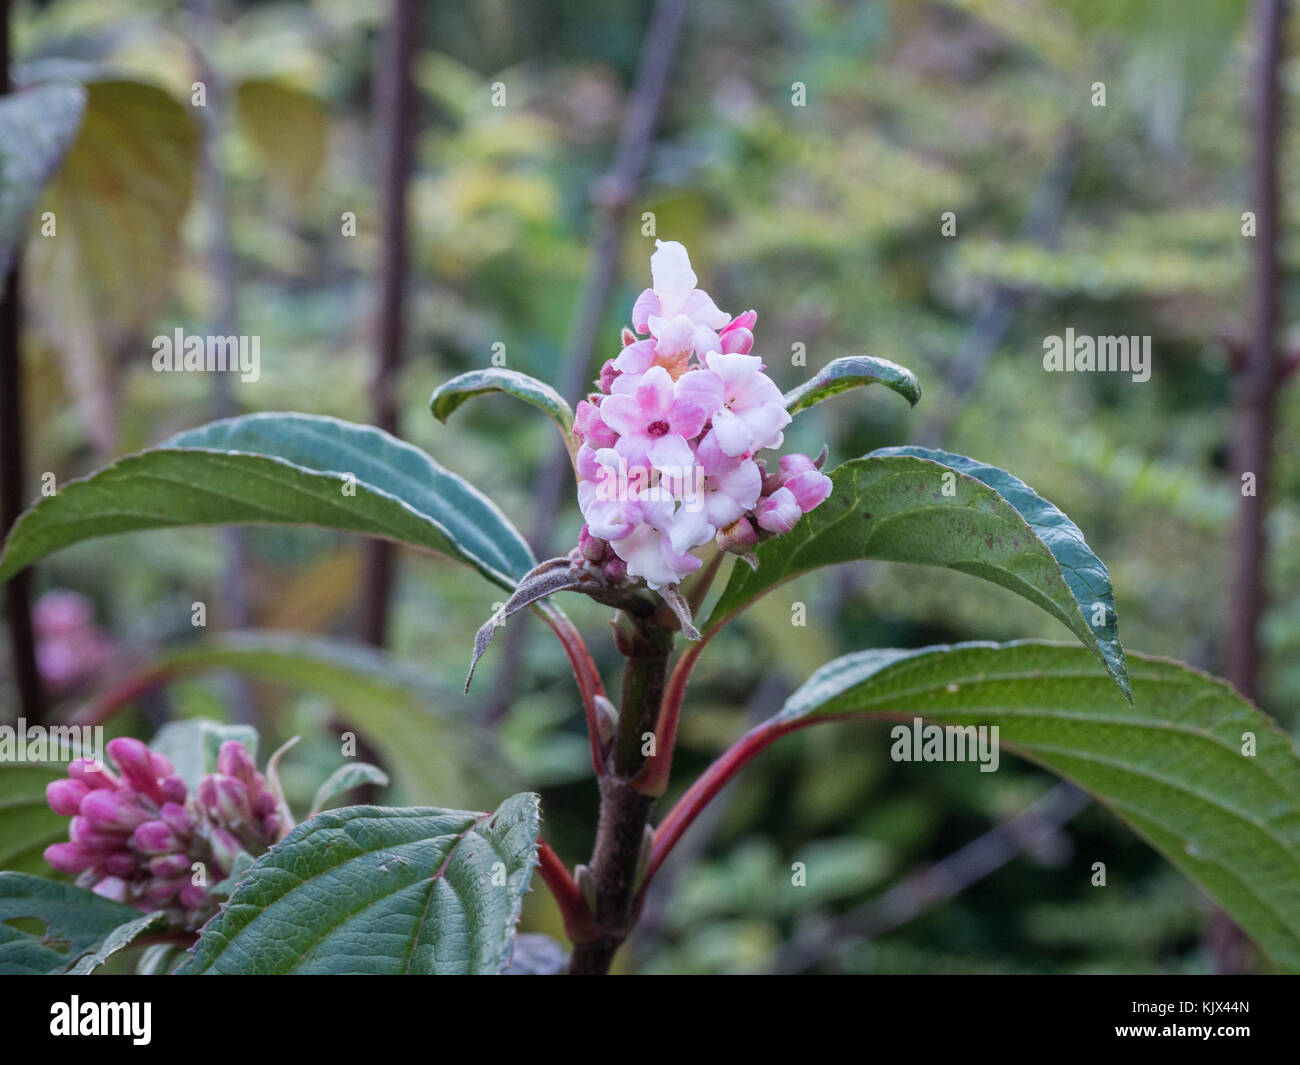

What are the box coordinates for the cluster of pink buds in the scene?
[572,241,832,588]
[44,737,283,928]
[33,591,116,698]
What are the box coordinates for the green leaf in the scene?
[0,765,67,875]
[310,762,391,817]
[181,794,541,974]
[148,720,259,792]
[24,80,197,451]
[784,356,922,414]
[0,872,164,975]
[431,368,576,458]
[65,910,168,975]
[702,448,1130,701]
[0,82,86,272]
[147,631,510,806]
[0,412,535,591]
[778,640,1300,971]
[235,78,328,203]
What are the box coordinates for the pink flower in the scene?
[599,366,717,470]
[621,241,732,379]
[702,351,791,457]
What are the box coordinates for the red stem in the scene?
[643,715,843,890]
[538,603,609,775]
[535,840,599,943]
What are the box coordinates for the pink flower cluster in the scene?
[572,241,832,589]
[44,737,282,927]
[33,591,116,698]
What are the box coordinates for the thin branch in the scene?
[0,0,44,722]
[360,0,418,648]
[535,840,599,943]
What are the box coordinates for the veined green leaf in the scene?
[0,412,535,591]
[431,368,576,459]
[181,794,540,974]
[784,356,922,414]
[0,872,165,975]
[778,640,1300,971]
[702,448,1129,700]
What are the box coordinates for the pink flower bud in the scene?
[46,778,90,816]
[160,776,187,804]
[210,828,247,875]
[722,309,757,334]
[755,487,802,534]
[716,516,759,554]
[104,852,138,878]
[784,469,833,513]
[603,556,627,582]
[598,359,621,395]
[178,883,207,910]
[720,326,753,354]
[149,853,191,878]
[253,789,276,818]
[150,752,176,778]
[261,813,281,841]
[216,741,257,785]
[159,801,194,837]
[81,789,151,832]
[70,816,127,850]
[44,842,96,874]
[578,524,608,563]
[91,876,129,903]
[144,876,188,904]
[621,326,638,347]
[69,758,117,790]
[108,737,162,801]
[777,453,817,480]
[132,820,180,855]
[201,774,252,826]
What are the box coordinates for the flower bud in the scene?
[201,774,252,826]
[104,852,138,878]
[148,853,191,878]
[132,820,180,855]
[716,516,759,554]
[216,741,257,785]
[91,876,129,903]
[178,883,207,910]
[598,359,621,395]
[755,487,802,534]
[108,737,162,801]
[143,876,188,904]
[720,326,753,354]
[261,813,282,841]
[46,778,90,816]
[150,752,176,778]
[70,816,127,850]
[81,789,151,832]
[210,828,248,875]
[603,556,627,582]
[784,469,833,513]
[159,801,194,837]
[578,524,608,564]
[160,776,188,805]
[69,758,117,790]
[44,841,96,874]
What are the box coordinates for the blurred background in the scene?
[1,0,1296,973]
